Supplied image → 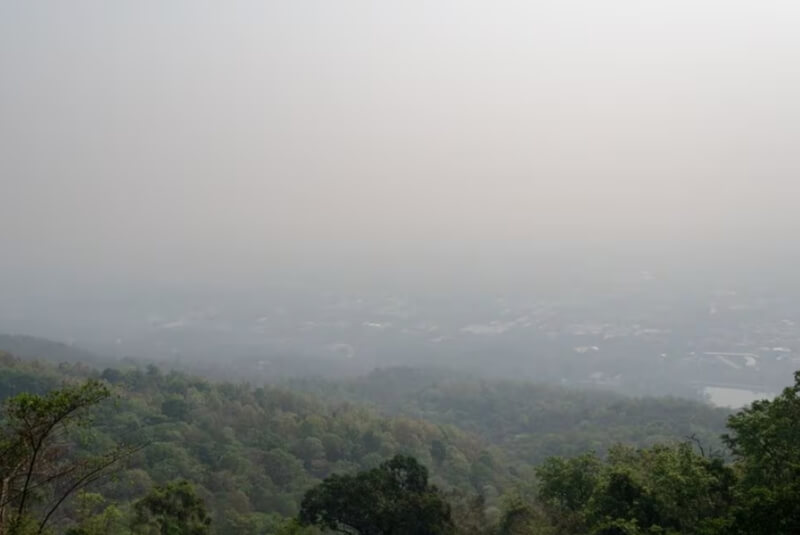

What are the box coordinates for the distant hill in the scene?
[0,333,103,364]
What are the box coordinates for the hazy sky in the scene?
[3,1,800,287]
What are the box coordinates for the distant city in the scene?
[3,271,798,407]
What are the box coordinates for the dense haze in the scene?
[3,2,800,401]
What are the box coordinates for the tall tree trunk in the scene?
[0,475,9,535]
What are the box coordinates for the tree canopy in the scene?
[2,349,800,534]
[132,480,212,535]
[721,370,800,535]
[299,455,454,535]
[0,379,138,534]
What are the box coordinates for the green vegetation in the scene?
[0,336,101,367]
[131,480,212,535]
[721,371,800,534]
[289,367,730,463]
[533,444,735,534]
[1,347,799,534]
[299,455,453,535]
[518,371,800,534]
[0,376,139,534]
[0,352,511,533]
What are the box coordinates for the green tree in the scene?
[65,491,128,535]
[723,370,800,535]
[0,379,138,535]
[536,453,601,512]
[430,440,447,466]
[131,480,211,535]
[447,492,498,535]
[535,444,735,535]
[161,398,189,421]
[298,455,454,535]
[498,496,552,535]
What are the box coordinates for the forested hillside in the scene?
[0,351,509,533]
[0,348,735,534]
[0,335,102,365]
[289,367,730,462]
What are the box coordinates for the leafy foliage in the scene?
[2,349,800,535]
[132,480,212,535]
[299,455,453,535]
[722,370,800,535]
[290,367,730,463]
[0,356,511,533]
[532,443,737,534]
[0,378,139,534]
